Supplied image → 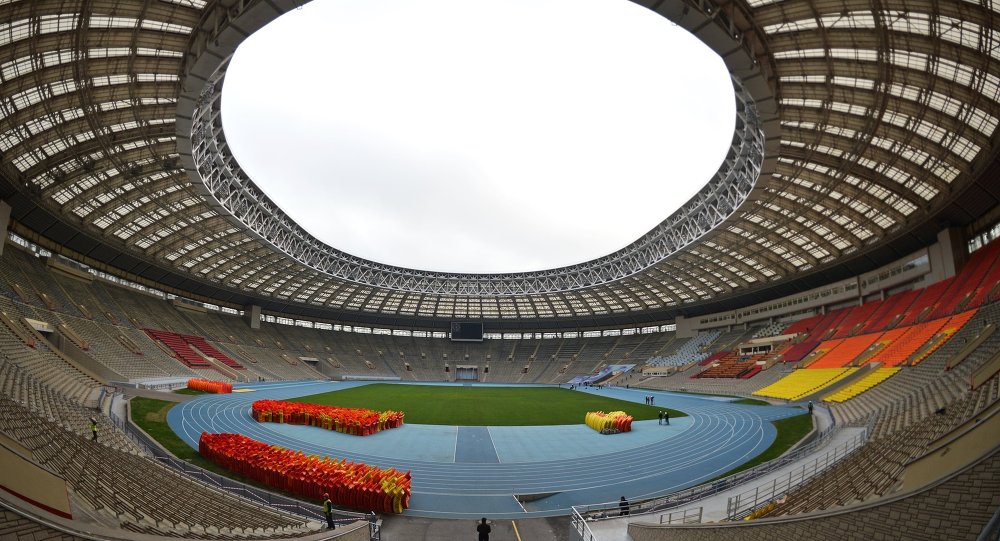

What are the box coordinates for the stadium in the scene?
[0,0,998,540]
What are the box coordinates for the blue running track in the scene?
[166,381,804,518]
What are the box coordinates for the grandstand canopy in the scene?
[0,0,998,330]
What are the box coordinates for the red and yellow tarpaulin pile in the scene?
[251,399,404,436]
[187,378,232,394]
[585,410,633,433]
[199,432,411,513]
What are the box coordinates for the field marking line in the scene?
[485,426,500,463]
[512,519,523,541]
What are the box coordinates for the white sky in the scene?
[222,0,735,274]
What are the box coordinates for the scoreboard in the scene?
[450,321,484,342]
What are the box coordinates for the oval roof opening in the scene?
[222,0,736,273]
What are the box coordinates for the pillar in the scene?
[0,200,11,257]
[244,304,261,329]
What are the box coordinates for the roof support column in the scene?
[674,315,696,339]
[0,200,11,258]
[244,304,261,330]
[928,227,968,283]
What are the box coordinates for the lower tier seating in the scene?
[822,367,901,403]
[752,368,858,401]
[0,398,316,539]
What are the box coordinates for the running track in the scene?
[167,381,805,518]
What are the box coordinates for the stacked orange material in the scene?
[199,433,410,513]
[187,378,232,394]
[252,399,404,436]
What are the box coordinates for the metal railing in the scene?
[569,507,598,541]
[569,502,703,541]
[110,394,370,527]
[658,507,703,525]
[725,428,869,520]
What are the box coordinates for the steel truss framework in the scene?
[192,71,763,297]
[0,0,997,324]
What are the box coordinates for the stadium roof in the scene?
[0,0,998,330]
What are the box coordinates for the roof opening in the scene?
[222,0,735,273]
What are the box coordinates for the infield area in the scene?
[293,383,686,425]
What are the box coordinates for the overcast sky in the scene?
[221,0,735,274]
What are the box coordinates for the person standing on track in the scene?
[477,517,491,541]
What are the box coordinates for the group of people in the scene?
[643,395,655,405]
[568,382,605,390]
[657,411,670,425]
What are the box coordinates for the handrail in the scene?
[569,507,598,541]
[658,507,703,525]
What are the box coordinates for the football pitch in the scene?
[292,384,687,426]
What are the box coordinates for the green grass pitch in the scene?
[291,384,686,426]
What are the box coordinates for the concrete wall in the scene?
[0,436,71,519]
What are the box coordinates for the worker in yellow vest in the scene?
[322,493,335,530]
[90,418,98,442]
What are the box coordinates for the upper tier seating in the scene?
[181,334,245,369]
[860,289,919,333]
[896,279,953,327]
[831,300,885,339]
[781,340,819,363]
[867,318,950,367]
[695,353,765,379]
[647,331,720,367]
[805,334,882,368]
[144,329,211,368]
